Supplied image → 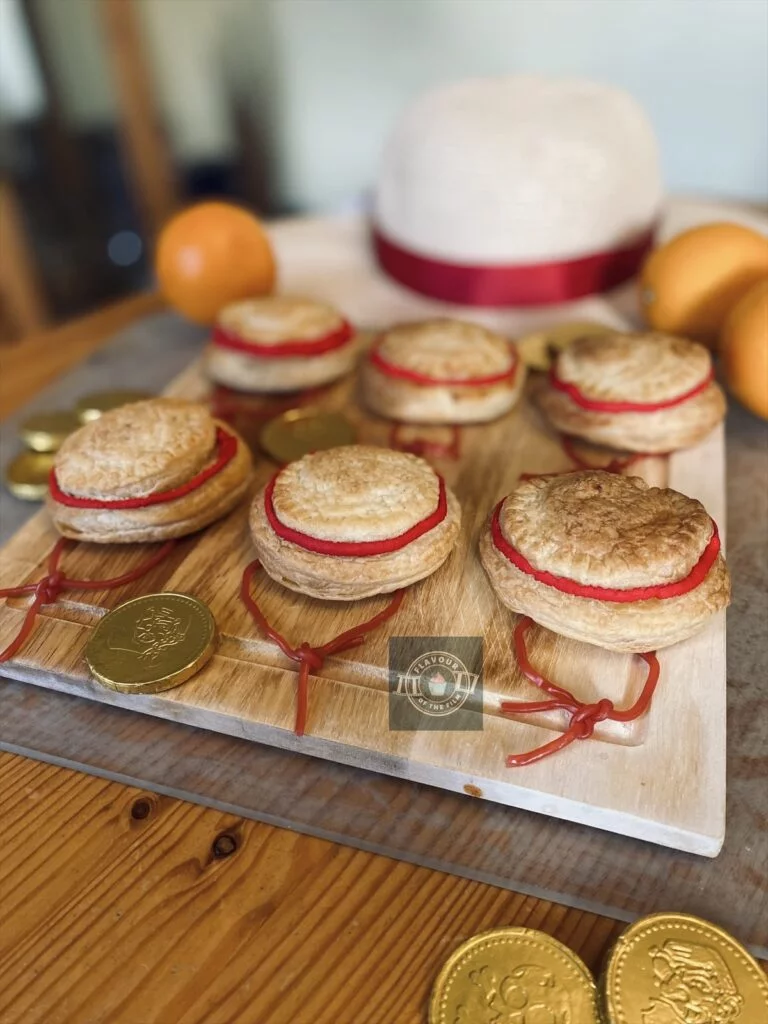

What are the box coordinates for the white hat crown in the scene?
[375,75,662,264]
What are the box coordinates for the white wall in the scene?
[236,0,768,209]
[5,0,766,207]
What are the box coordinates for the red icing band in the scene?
[241,559,404,735]
[212,320,354,358]
[549,364,714,413]
[491,499,720,602]
[264,466,447,557]
[502,616,660,766]
[0,537,177,663]
[369,337,518,387]
[50,427,238,510]
[372,224,656,307]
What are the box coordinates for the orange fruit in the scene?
[720,278,768,420]
[639,222,768,347]
[155,201,275,324]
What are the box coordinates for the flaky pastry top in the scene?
[270,445,442,542]
[54,398,217,500]
[216,296,345,345]
[375,319,515,380]
[498,471,715,588]
[554,332,712,403]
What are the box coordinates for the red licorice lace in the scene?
[369,337,518,387]
[49,427,238,509]
[490,499,720,602]
[549,364,714,413]
[388,423,462,461]
[502,616,660,766]
[560,435,652,475]
[240,560,404,735]
[212,320,354,358]
[0,537,176,663]
[264,467,447,556]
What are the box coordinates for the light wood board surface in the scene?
[0,348,727,854]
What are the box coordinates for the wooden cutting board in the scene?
[0,347,726,856]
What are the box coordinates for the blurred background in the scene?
[1,0,766,340]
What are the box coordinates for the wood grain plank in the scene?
[0,751,629,1024]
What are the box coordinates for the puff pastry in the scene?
[479,471,730,652]
[205,296,359,393]
[537,331,726,452]
[48,398,253,543]
[249,445,461,600]
[361,319,525,424]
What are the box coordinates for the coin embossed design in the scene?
[5,451,55,501]
[429,927,599,1024]
[517,320,617,371]
[603,912,768,1024]
[76,390,153,423]
[86,593,216,694]
[260,408,356,464]
[19,410,81,452]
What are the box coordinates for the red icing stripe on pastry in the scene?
[548,364,714,412]
[490,498,720,601]
[49,426,238,509]
[212,320,354,358]
[264,468,447,556]
[369,336,518,387]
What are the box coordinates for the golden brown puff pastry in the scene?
[205,296,359,393]
[536,331,726,453]
[479,471,730,652]
[48,398,253,543]
[249,445,461,600]
[361,319,525,424]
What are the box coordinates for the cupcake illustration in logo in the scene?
[395,650,480,717]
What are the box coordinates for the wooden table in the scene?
[0,296,755,1023]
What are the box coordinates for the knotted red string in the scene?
[560,435,651,475]
[0,537,177,663]
[388,423,462,461]
[519,434,668,481]
[240,560,404,736]
[501,616,660,766]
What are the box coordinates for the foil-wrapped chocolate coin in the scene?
[602,912,768,1024]
[19,410,81,452]
[86,593,216,694]
[260,408,356,464]
[517,320,617,371]
[5,451,55,501]
[429,927,600,1024]
[76,389,153,423]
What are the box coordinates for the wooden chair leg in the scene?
[98,0,179,240]
[0,180,49,339]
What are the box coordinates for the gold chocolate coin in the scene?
[19,410,81,452]
[260,408,356,464]
[603,912,768,1024]
[517,320,617,371]
[86,593,216,694]
[76,389,153,423]
[429,927,600,1024]
[4,450,55,501]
